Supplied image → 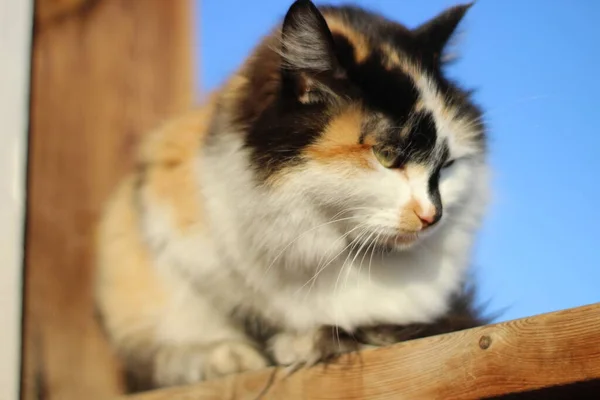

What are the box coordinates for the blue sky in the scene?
[195,0,600,322]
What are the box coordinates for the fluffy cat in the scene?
[95,0,489,391]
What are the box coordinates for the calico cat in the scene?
[95,0,490,390]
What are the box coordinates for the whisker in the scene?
[299,222,368,297]
[367,228,385,285]
[261,211,366,279]
[332,226,371,349]
[355,229,379,289]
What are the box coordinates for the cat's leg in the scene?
[118,337,268,390]
[150,339,269,386]
[99,283,269,389]
[135,291,269,388]
[95,180,269,389]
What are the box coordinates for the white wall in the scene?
[0,0,33,398]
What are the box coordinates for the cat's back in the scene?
[94,98,217,345]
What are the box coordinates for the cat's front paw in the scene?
[269,327,362,368]
[204,340,270,380]
[153,341,269,386]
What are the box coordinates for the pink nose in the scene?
[417,211,437,229]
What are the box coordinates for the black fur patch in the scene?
[353,280,492,347]
[306,280,494,367]
[229,1,484,180]
[230,306,282,351]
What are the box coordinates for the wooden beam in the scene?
[22,1,192,399]
[0,1,33,400]
[125,303,600,400]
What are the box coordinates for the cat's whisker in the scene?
[329,226,370,352]
[333,226,373,349]
[355,229,379,289]
[331,227,372,354]
[261,211,367,279]
[332,226,369,303]
[310,211,376,265]
[367,228,385,285]
[331,226,370,295]
[299,222,368,298]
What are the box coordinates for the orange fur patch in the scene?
[323,15,370,63]
[304,106,373,169]
[95,177,168,345]
[399,199,424,233]
[138,98,217,231]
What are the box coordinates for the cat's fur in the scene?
[95,0,489,390]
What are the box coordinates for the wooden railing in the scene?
[124,303,600,400]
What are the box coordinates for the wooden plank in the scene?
[21,1,193,399]
[0,0,34,399]
[126,303,600,400]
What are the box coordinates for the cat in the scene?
[95,0,490,391]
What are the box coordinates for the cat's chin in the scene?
[382,234,420,251]
[380,226,441,252]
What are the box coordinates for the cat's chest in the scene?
[271,250,463,332]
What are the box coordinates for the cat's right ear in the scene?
[280,0,343,102]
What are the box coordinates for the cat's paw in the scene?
[204,340,270,380]
[270,331,321,367]
[153,341,268,386]
[269,327,362,368]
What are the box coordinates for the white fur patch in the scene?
[414,73,482,159]
[138,126,488,344]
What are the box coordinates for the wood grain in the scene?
[125,303,600,400]
[35,0,91,24]
[22,1,192,399]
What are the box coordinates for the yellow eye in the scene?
[373,147,396,168]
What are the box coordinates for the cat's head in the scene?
[228,0,487,250]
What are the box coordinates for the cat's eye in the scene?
[442,159,456,169]
[373,147,397,168]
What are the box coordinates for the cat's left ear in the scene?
[413,3,473,64]
[280,0,343,102]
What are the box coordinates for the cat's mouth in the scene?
[349,226,436,253]
[367,232,420,253]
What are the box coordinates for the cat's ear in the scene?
[280,0,343,101]
[413,3,473,64]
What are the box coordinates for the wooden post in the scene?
[22,1,193,399]
[0,1,33,400]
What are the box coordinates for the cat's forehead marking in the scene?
[416,74,483,158]
[304,106,374,169]
[323,14,370,63]
[295,10,477,160]
[380,43,422,80]
[380,44,481,157]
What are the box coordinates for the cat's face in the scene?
[236,1,486,250]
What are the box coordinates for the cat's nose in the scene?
[417,209,440,229]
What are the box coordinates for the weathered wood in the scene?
[35,0,90,24]
[125,303,600,400]
[22,1,192,399]
[0,1,33,400]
